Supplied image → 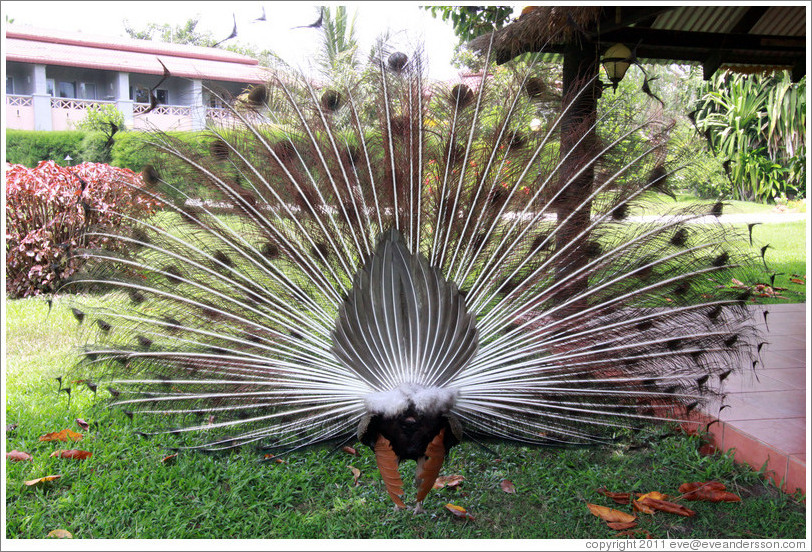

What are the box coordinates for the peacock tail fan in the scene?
[66,44,763,459]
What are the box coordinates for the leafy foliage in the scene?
[5,161,156,298]
[692,71,806,202]
[5,131,85,168]
[317,7,360,79]
[75,104,125,134]
[425,6,514,42]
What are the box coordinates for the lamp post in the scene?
[601,43,632,91]
[64,154,73,166]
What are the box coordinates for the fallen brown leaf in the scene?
[24,475,62,487]
[75,418,90,431]
[434,475,465,489]
[682,489,741,503]
[678,481,726,493]
[50,450,92,460]
[348,465,361,486]
[7,450,33,462]
[586,503,636,523]
[39,429,82,442]
[161,453,178,465]
[263,453,285,464]
[637,498,695,517]
[607,521,637,530]
[636,491,668,501]
[47,529,73,539]
[597,487,631,505]
[500,479,516,494]
[633,500,655,515]
[445,503,475,520]
[341,446,359,456]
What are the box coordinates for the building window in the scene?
[58,81,76,98]
[79,82,97,100]
[47,79,55,96]
[6,76,13,94]
[156,89,168,104]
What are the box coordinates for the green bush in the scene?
[79,131,112,164]
[5,130,86,167]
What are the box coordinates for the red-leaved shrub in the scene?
[5,161,158,298]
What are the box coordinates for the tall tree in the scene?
[316,6,360,79]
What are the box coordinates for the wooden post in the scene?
[555,43,599,309]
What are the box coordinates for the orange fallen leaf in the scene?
[790,278,804,284]
[445,503,475,520]
[637,498,695,517]
[348,465,361,486]
[7,450,33,462]
[434,475,465,489]
[263,453,285,464]
[633,500,655,515]
[39,429,82,442]
[636,491,668,501]
[342,446,359,456]
[161,453,178,465]
[75,418,90,431]
[586,503,636,524]
[500,479,516,494]
[682,489,741,503]
[50,449,92,460]
[597,487,631,505]
[24,475,62,486]
[607,521,638,530]
[47,529,73,539]
[678,481,726,493]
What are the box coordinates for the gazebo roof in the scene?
[469,5,807,80]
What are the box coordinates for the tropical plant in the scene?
[316,6,360,79]
[692,71,805,201]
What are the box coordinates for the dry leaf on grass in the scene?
[39,429,82,442]
[161,453,178,465]
[50,450,92,460]
[434,475,465,489]
[586,503,636,524]
[597,487,631,504]
[500,479,516,494]
[47,529,72,539]
[75,418,90,431]
[607,521,638,530]
[678,481,727,493]
[342,446,359,456]
[348,465,361,486]
[7,450,33,462]
[445,503,475,520]
[24,475,62,487]
[263,453,285,464]
[637,498,695,517]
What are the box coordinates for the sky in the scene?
[1,1,495,80]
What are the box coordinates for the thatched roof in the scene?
[468,6,602,64]
[468,5,806,81]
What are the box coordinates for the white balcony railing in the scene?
[50,97,115,110]
[133,103,192,116]
[7,94,33,107]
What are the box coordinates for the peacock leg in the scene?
[374,434,406,510]
[414,428,446,513]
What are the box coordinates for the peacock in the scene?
[66,43,762,512]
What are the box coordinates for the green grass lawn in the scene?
[5,296,806,539]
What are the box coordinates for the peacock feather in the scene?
[66,43,762,510]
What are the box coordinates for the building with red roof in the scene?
[5,24,268,132]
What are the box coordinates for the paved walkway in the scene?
[691,303,808,495]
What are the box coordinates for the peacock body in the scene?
[68,44,761,511]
